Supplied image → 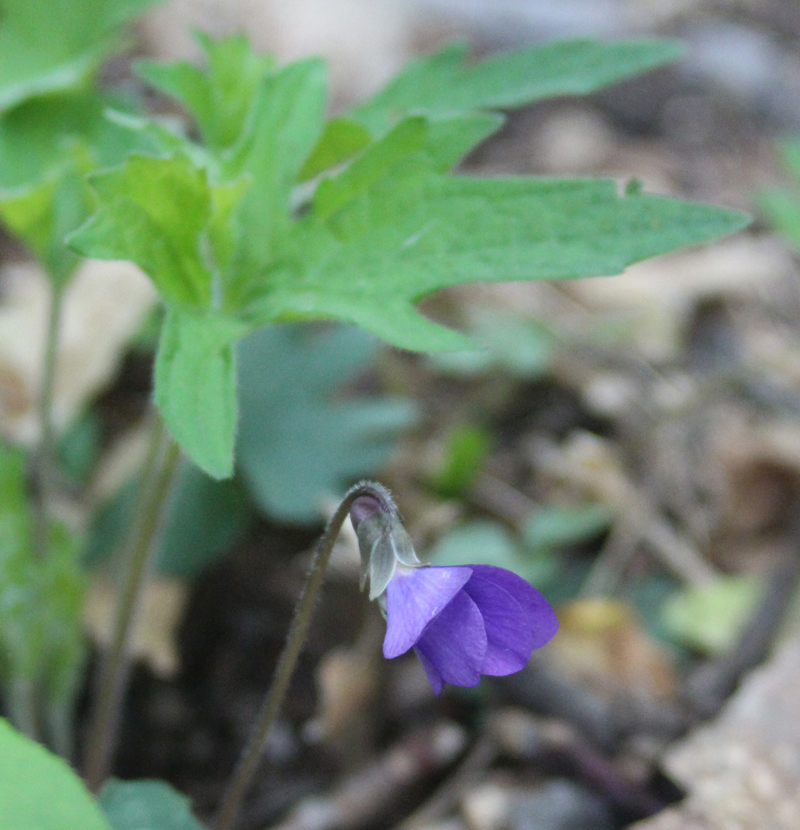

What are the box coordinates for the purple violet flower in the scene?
[350,490,559,694]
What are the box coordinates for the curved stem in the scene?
[214,481,387,830]
[83,414,181,792]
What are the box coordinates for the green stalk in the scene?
[8,676,40,743]
[11,282,67,747]
[214,482,383,830]
[83,414,180,792]
[32,281,63,560]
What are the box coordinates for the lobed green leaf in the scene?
[244,170,750,351]
[137,33,275,152]
[68,153,214,306]
[350,38,684,134]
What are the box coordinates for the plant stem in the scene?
[32,282,64,561]
[9,677,40,743]
[83,414,180,792]
[214,482,384,830]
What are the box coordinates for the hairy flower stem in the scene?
[84,414,180,792]
[214,481,390,830]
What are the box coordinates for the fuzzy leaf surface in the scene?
[351,39,684,134]
[244,167,750,351]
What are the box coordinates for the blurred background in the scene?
[4,1,800,829]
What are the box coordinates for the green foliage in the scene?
[100,779,204,830]
[0,91,149,188]
[154,307,246,478]
[429,310,555,377]
[523,504,613,555]
[136,33,275,152]
[0,718,110,830]
[67,32,747,482]
[71,154,216,304]
[662,575,761,655]
[0,89,158,288]
[0,445,86,748]
[0,0,159,112]
[430,425,492,499]
[430,503,613,589]
[428,520,558,587]
[237,325,417,523]
[298,117,372,182]
[761,138,800,250]
[349,39,684,134]
[86,323,414,570]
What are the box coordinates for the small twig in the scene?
[471,473,537,527]
[84,413,180,791]
[395,730,496,830]
[580,519,641,597]
[538,436,718,588]
[214,482,393,830]
[272,723,468,830]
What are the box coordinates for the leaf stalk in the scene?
[83,413,180,791]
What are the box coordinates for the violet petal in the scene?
[414,591,487,690]
[383,566,472,659]
[414,647,445,695]
[468,565,559,649]
[461,571,533,675]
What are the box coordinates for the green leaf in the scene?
[760,139,800,252]
[662,575,762,655]
[760,187,800,251]
[429,520,520,569]
[351,39,684,134]
[298,116,372,181]
[154,307,246,479]
[223,57,327,278]
[0,718,110,830]
[136,33,275,152]
[237,324,416,522]
[0,0,159,112]
[313,117,428,221]
[0,162,89,286]
[523,503,613,553]
[428,519,558,586]
[0,90,158,286]
[0,90,153,189]
[430,424,492,499]
[0,444,86,750]
[245,170,750,352]
[100,779,203,830]
[68,153,215,306]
